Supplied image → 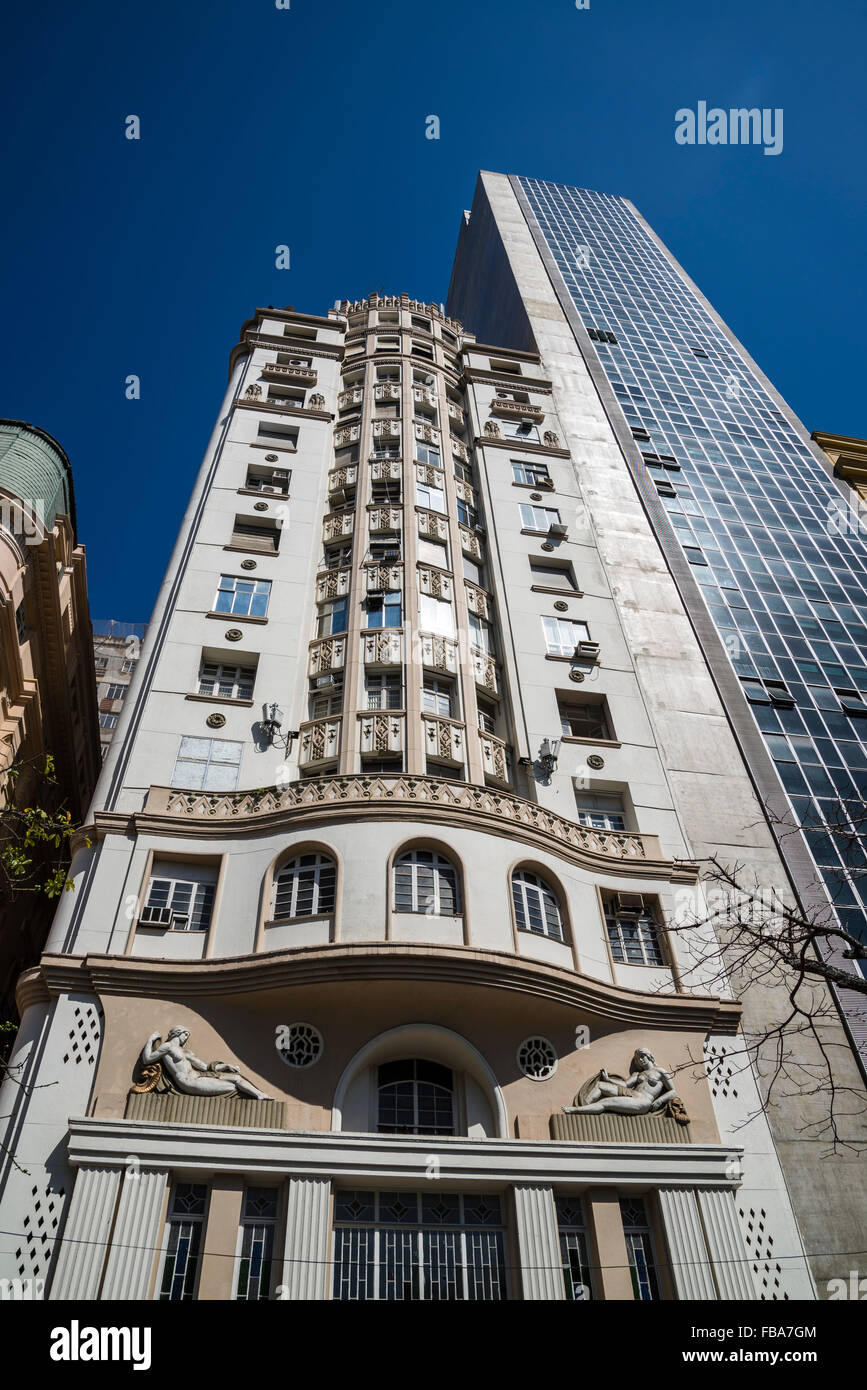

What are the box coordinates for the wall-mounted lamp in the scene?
[539,737,561,777]
[261,702,299,752]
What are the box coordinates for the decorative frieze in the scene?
[307,636,346,677]
[315,568,351,603]
[423,715,465,767]
[362,630,403,667]
[298,716,342,766]
[417,509,449,543]
[359,711,404,755]
[262,362,318,386]
[418,566,452,600]
[491,398,545,422]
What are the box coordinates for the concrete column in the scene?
[513,1183,564,1300]
[658,1187,717,1299]
[281,1176,331,1299]
[697,1188,756,1300]
[197,1175,245,1300]
[585,1187,634,1300]
[101,1167,168,1300]
[49,1165,121,1300]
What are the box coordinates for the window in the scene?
[456,499,477,529]
[416,482,446,513]
[142,867,217,932]
[230,517,281,553]
[426,760,464,781]
[322,543,353,570]
[556,1196,593,1301]
[160,1184,208,1301]
[15,601,27,643]
[605,896,665,967]
[542,616,590,657]
[558,697,611,740]
[369,538,401,563]
[588,327,617,345]
[366,590,402,629]
[416,443,441,467]
[370,478,401,504]
[378,1060,454,1135]
[273,853,336,919]
[361,757,404,774]
[529,559,577,591]
[244,467,291,494]
[489,358,520,375]
[98,713,118,730]
[453,459,474,485]
[503,419,539,442]
[376,337,399,353]
[418,537,449,570]
[366,673,402,710]
[620,1198,660,1300]
[104,683,126,701]
[683,545,707,566]
[121,657,137,673]
[256,422,298,447]
[574,793,626,831]
[419,593,455,637]
[214,575,271,619]
[512,461,551,487]
[521,504,561,532]
[236,1188,278,1301]
[393,849,461,915]
[741,676,794,708]
[469,613,494,654]
[316,596,349,637]
[836,688,867,718]
[512,869,564,941]
[476,699,497,734]
[332,1190,506,1302]
[197,662,256,701]
[310,690,343,719]
[171,737,242,792]
[373,442,401,459]
[94,655,108,672]
[462,555,483,586]
[422,676,455,718]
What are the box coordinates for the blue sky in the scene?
[2,0,864,620]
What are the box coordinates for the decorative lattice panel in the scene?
[739,1204,788,1300]
[704,1041,739,1101]
[61,1001,102,1067]
[16,1179,66,1280]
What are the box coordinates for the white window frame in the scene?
[542,616,590,657]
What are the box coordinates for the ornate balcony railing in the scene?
[307,636,346,678]
[337,387,364,410]
[375,383,402,402]
[298,716,342,767]
[365,563,403,594]
[459,525,482,560]
[370,458,402,482]
[328,465,358,494]
[315,567,351,602]
[362,629,404,667]
[479,731,511,786]
[358,711,405,757]
[490,398,545,422]
[422,715,466,767]
[368,506,403,533]
[418,566,453,600]
[372,419,401,439]
[450,437,470,463]
[471,648,500,695]
[323,512,354,542]
[334,424,360,448]
[417,509,449,543]
[262,362,318,386]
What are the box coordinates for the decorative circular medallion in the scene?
[554,600,569,612]
[206,712,226,729]
[240,559,257,571]
[265,453,279,462]
[541,541,555,553]
[276,1023,323,1069]
[587,754,605,770]
[253,501,269,512]
[530,492,543,502]
[517,1036,558,1081]
[569,670,585,683]
[225,628,243,642]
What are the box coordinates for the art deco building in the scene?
[0,293,863,1303]
[92,620,147,758]
[0,420,101,1018]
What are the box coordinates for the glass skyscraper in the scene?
[449,172,867,1038]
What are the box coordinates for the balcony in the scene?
[490,398,545,423]
[363,629,403,668]
[459,525,482,560]
[454,478,476,507]
[375,383,401,402]
[323,511,354,542]
[479,731,511,786]
[417,509,449,543]
[418,566,453,601]
[464,582,492,620]
[412,386,437,410]
[365,563,403,594]
[419,632,459,676]
[307,636,346,678]
[368,505,403,534]
[450,436,470,463]
[372,420,401,439]
[370,458,402,482]
[415,462,444,489]
[471,648,500,695]
[358,710,405,758]
[315,567,351,603]
[447,401,465,428]
[262,362,318,387]
[337,387,364,410]
[422,715,466,768]
[298,715,342,768]
[414,421,440,446]
[334,424,360,448]
[328,464,358,495]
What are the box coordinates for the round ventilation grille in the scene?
[276,1023,323,1068]
[517,1036,558,1081]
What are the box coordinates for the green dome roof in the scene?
[0,419,77,537]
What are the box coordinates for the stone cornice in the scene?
[233,398,333,423]
[475,434,571,459]
[462,367,553,394]
[79,774,698,883]
[66,1115,742,1186]
[23,944,741,1032]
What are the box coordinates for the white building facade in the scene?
[1,290,850,1301]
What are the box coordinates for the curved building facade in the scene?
[0,297,859,1301]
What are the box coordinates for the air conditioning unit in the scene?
[517,420,535,433]
[541,477,556,490]
[170,914,190,931]
[473,522,486,535]
[140,906,172,927]
[548,521,568,538]
[574,640,600,661]
[315,674,342,690]
[614,893,645,918]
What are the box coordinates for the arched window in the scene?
[377,1059,455,1135]
[273,852,336,920]
[512,869,564,941]
[393,849,461,915]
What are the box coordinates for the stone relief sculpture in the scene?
[563,1048,689,1124]
[244,383,262,398]
[483,419,501,438]
[131,1027,271,1100]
